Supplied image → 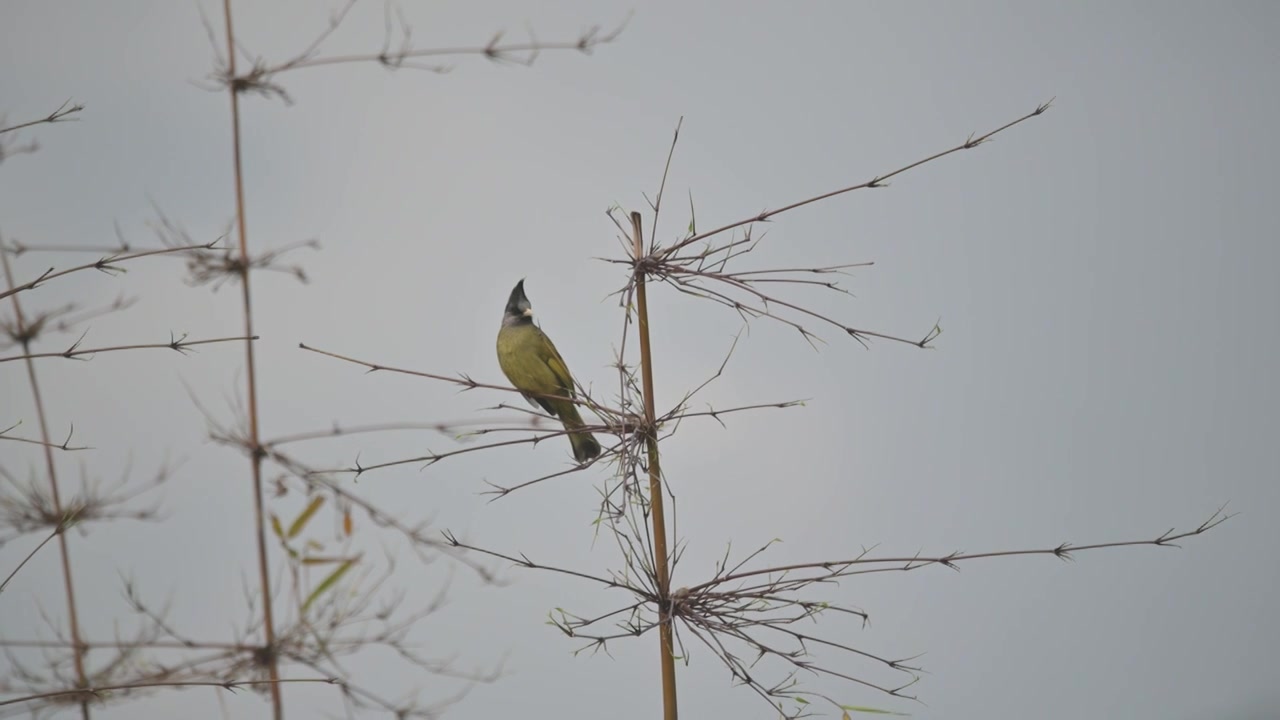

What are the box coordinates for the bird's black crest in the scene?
[504,279,532,322]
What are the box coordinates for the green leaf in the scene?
[288,495,325,539]
[302,557,356,614]
[302,555,353,565]
[269,513,284,540]
[840,704,909,716]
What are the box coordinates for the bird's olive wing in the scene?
[539,335,577,398]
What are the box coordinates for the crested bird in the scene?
[496,280,601,463]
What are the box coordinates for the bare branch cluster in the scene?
[1,226,252,715]
[200,399,504,581]
[3,1,628,717]
[0,461,168,546]
[0,294,136,352]
[143,207,318,289]
[0,445,496,718]
[199,0,628,105]
[603,101,1052,351]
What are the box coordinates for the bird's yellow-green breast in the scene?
[496,322,574,408]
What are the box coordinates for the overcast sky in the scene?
[2,1,1278,719]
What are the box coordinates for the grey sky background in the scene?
[2,1,1277,718]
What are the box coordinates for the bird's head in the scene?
[503,279,535,326]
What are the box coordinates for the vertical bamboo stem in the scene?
[1,250,90,720]
[220,1,282,716]
[630,211,678,720]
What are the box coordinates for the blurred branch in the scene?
[0,516,73,595]
[2,3,629,719]
[0,677,340,709]
[279,22,627,72]
[0,294,137,352]
[202,0,627,104]
[201,416,501,581]
[0,333,257,364]
[0,638,250,652]
[0,100,83,136]
[0,100,82,166]
[0,458,170,545]
[3,240,132,256]
[0,421,90,452]
[0,239,221,301]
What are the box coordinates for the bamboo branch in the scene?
[0,240,220,301]
[0,677,340,709]
[0,100,83,136]
[0,334,256,364]
[660,100,1053,258]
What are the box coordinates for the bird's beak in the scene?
[522,307,535,317]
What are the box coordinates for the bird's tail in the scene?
[569,430,601,463]
[558,401,602,463]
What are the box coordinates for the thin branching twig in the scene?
[0,334,257,364]
[0,100,83,136]
[0,676,340,709]
[199,1,627,104]
[0,239,222,301]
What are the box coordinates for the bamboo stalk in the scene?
[221,1,282,716]
[1,250,91,720]
[630,211,678,719]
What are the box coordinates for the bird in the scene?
[496,279,602,463]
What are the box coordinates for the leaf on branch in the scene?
[287,495,325,539]
[302,557,357,614]
[841,705,909,717]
